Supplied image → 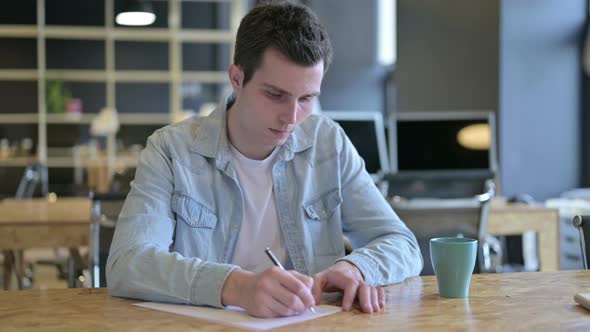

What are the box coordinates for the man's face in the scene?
[227,48,324,159]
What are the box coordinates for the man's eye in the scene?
[266,91,281,99]
[299,96,313,103]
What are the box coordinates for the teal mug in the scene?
[430,237,478,298]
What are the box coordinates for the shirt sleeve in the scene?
[106,130,239,308]
[333,127,424,285]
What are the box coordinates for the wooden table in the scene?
[0,197,91,249]
[1,270,589,331]
[0,197,92,289]
[489,202,560,271]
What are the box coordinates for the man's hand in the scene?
[312,261,385,313]
[221,267,316,318]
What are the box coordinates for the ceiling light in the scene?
[116,0,156,26]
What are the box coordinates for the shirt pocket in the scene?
[303,188,344,258]
[171,192,217,259]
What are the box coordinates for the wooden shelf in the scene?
[0,70,37,81]
[0,24,234,43]
[0,113,173,125]
[114,71,170,83]
[46,113,95,124]
[46,113,173,125]
[182,71,228,83]
[45,70,107,82]
[0,0,242,193]
[111,27,172,42]
[0,156,37,167]
[46,154,139,168]
[45,26,106,40]
[0,69,228,84]
[177,29,233,43]
[0,114,38,124]
[0,25,37,38]
[118,113,170,125]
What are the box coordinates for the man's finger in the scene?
[265,293,300,317]
[248,289,294,318]
[378,287,386,309]
[357,283,373,313]
[342,279,360,311]
[371,286,380,312]
[274,270,315,310]
[272,283,308,313]
[290,270,316,307]
[311,273,324,305]
[291,270,314,288]
[258,269,308,314]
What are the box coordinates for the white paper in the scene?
[133,302,341,331]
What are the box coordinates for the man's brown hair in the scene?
[233,1,333,85]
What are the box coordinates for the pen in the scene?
[264,247,316,314]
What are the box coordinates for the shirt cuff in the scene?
[336,253,379,286]
[190,262,240,308]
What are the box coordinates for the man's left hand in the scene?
[312,261,385,313]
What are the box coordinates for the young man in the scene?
[107,1,422,318]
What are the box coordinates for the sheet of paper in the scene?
[133,302,341,331]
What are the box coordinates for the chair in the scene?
[88,192,127,288]
[15,161,48,199]
[573,215,590,269]
[389,176,498,275]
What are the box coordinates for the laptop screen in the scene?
[390,111,497,173]
[397,119,490,171]
[323,111,389,176]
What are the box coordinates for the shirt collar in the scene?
[191,93,314,165]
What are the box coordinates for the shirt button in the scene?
[232,224,238,229]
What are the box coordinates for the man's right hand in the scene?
[221,267,316,318]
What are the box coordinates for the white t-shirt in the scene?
[229,145,288,272]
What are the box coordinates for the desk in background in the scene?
[392,199,560,272]
[0,197,91,249]
[489,201,560,271]
[1,271,589,331]
[0,197,562,289]
[0,197,91,289]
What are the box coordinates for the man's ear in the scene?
[228,64,244,92]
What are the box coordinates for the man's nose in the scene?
[279,101,297,124]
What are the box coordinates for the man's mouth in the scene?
[269,128,291,137]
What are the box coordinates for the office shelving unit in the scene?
[0,0,243,193]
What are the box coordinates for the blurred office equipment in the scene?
[3,161,49,289]
[89,193,126,288]
[546,196,590,270]
[391,179,498,275]
[384,111,502,274]
[385,110,498,203]
[88,107,120,193]
[573,215,590,270]
[397,1,583,201]
[388,111,498,175]
[384,169,495,200]
[323,111,389,180]
[16,162,48,199]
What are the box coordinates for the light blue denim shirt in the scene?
[106,97,423,308]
